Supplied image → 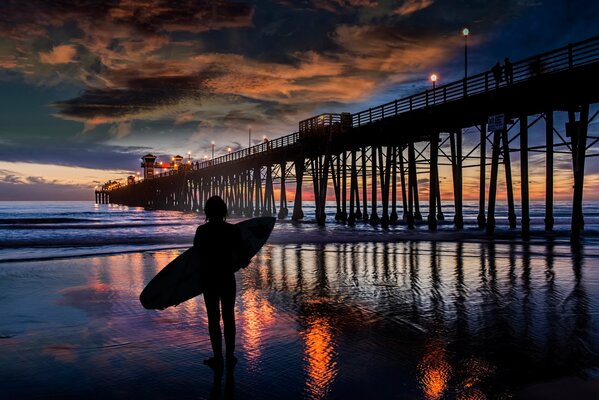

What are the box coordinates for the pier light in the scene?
[227,147,232,154]
[462,27,469,79]
[430,73,438,88]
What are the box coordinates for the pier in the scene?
[101,36,599,238]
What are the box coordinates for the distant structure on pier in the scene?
[98,35,599,239]
[141,154,157,180]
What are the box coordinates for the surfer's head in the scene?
[204,195,227,222]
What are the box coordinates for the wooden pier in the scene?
[102,36,599,238]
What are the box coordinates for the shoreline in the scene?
[1,225,596,264]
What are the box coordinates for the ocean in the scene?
[1,200,599,262]
[1,201,599,399]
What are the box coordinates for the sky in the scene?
[0,0,597,201]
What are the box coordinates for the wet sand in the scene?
[1,242,599,399]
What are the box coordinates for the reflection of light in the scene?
[418,340,451,400]
[302,316,337,399]
[240,288,275,371]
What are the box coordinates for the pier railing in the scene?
[352,35,599,127]
[153,131,300,178]
[123,34,599,183]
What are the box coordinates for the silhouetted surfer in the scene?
[194,196,244,369]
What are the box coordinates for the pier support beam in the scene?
[572,103,589,238]
[370,145,380,225]
[312,154,331,226]
[361,147,369,221]
[450,130,464,229]
[399,146,409,224]
[487,130,502,233]
[428,132,439,231]
[332,155,342,220]
[478,123,487,228]
[390,146,398,223]
[292,160,304,220]
[502,128,517,229]
[520,115,530,236]
[545,111,554,231]
[254,167,262,217]
[278,162,288,219]
[348,150,357,226]
[341,151,347,222]
[380,146,391,228]
[264,164,274,217]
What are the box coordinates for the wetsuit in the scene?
[194,220,243,359]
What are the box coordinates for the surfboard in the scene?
[139,217,275,310]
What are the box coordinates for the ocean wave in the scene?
[0,222,195,230]
[0,218,95,224]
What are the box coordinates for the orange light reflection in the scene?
[418,339,451,400]
[302,316,337,400]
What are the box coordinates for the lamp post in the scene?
[227,147,232,154]
[211,141,215,160]
[430,74,438,103]
[249,128,252,148]
[462,28,469,79]
[187,151,191,161]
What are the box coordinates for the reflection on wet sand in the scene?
[260,240,598,398]
[1,240,598,398]
[301,312,337,399]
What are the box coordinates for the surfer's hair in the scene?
[204,195,228,221]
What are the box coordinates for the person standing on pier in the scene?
[492,61,503,88]
[194,195,245,369]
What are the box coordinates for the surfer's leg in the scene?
[221,284,236,360]
[204,291,223,359]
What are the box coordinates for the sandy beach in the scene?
[2,241,599,399]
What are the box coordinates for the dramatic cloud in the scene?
[394,0,434,16]
[1,0,598,201]
[39,45,78,64]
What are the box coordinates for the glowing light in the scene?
[302,316,338,399]
[462,28,469,36]
[430,74,438,83]
[418,340,451,400]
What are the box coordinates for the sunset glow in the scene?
[0,1,596,200]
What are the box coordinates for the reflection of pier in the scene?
[262,241,594,398]
[105,36,599,238]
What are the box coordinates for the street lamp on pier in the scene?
[462,28,469,79]
[430,74,438,103]
[430,74,437,90]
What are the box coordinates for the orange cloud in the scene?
[394,0,434,16]
[39,44,77,64]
